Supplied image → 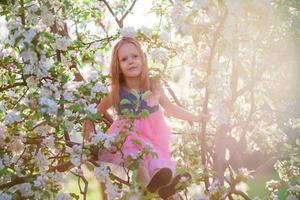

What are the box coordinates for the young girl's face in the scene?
[118,42,143,78]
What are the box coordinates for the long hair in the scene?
[110,37,150,112]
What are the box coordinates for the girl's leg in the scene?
[137,164,151,184]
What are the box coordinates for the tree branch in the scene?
[100,0,122,28]
[0,81,27,93]
[120,0,138,24]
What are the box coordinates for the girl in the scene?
[84,37,209,199]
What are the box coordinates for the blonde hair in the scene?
[110,37,150,112]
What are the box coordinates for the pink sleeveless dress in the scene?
[99,88,176,176]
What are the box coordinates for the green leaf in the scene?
[88,113,101,121]
[128,161,140,171]
[56,140,66,145]
[131,89,139,99]
[82,148,91,155]
[139,109,149,118]
[68,104,83,113]
[70,193,80,200]
[60,74,69,84]
[131,139,142,146]
[141,90,150,100]
[0,167,16,176]
[120,98,131,105]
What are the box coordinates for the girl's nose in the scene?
[128,56,134,63]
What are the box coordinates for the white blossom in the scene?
[9,137,25,154]
[53,36,71,51]
[0,100,6,112]
[66,145,87,167]
[0,193,12,200]
[128,194,140,200]
[85,103,97,114]
[26,76,39,88]
[91,83,108,98]
[193,0,208,10]
[0,15,9,40]
[8,26,23,46]
[41,6,55,26]
[2,154,11,165]
[34,172,64,190]
[150,48,167,63]
[81,68,100,82]
[43,135,55,149]
[140,26,152,37]
[252,196,261,200]
[64,80,81,91]
[23,28,37,43]
[94,50,105,66]
[288,184,300,192]
[159,32,170,43]
[0,123,7,141]
[286,194,298,200]
[211,97,230,126]
[90,131,106,145]
[24,57,53,78]
[237,167,254,179]
[91,131,117,149]
[63,90,74,101]
[21,48,38,64]
[266,180,280,191]
[26,4,40,25]
[105,181,121,199]
[128,152,139,160]
[0,159,5,170]
[39,97,58,115]
[4,109,21,124]
[17,183,33,197]
[270,193,279,200]
[34,124,53,136]
[208,180,220,193]
[55,192,73,200]
[95,165,110,183]
[120,26,136,38]
[194,194,209,200]
[7,90,15,99]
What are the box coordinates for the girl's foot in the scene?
[146,168,173,193]
[158,172,191,199]
[166,193,182,200]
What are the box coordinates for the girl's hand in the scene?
[197,112,211,123]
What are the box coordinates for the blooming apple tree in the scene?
[0,0,299,200]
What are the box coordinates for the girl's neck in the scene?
[124,77,141,92]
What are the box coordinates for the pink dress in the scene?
[99,88,176,176]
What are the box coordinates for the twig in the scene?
[100,0,122,27]
[119,0,138,23]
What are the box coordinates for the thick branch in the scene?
[200,1,228,191]
[0,81,27,92]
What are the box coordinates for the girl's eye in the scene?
[121,58,127,61]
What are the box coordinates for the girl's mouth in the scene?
[128,66,137,71]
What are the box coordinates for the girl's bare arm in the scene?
[84,93,113,140]
[157,82,207,123]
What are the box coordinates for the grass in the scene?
[63,166,103,200]
[246,171,287,199]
